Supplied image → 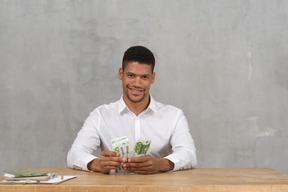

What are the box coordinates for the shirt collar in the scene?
[148,95,157,112]
[118,96,127,113]
[118,95,158,114]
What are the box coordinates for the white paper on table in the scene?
[1,176,77,184]
[40,176,76,184]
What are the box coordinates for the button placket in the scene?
[135,117,141,141]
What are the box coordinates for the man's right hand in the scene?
[87,151,126,174]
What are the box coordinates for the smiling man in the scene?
[67,46,197,174]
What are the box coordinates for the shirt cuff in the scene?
[73,155,97,171]
[164,154,181,171]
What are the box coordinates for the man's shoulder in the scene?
[90,99,120,114]
[154,100,183,114]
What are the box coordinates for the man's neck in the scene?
[123,96,150,116]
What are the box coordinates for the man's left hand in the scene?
[122,155,174,174]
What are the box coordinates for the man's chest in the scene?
[98,115,176,143]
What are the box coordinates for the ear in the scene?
[151,72,155,84]
[118,68,123,80]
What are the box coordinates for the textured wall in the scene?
[1,0,288,175]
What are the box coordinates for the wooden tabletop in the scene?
[1,168,288,192]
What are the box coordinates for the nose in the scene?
[133,76,142,87]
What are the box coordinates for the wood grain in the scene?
[1,168,288,192]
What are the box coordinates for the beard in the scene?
[125,85,146,103]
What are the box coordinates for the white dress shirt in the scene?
[67,96,197,171]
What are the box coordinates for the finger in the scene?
[125,165,153,172]
[124,160,152,168]
[101,151,119,157]
[128,155,152,163]
[99,155,124,163]
[102,165,120,170]
[100,158,123,167]
[110,156,125,162]
[99,160,122,173]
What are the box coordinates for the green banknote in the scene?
[133,139,151,157]
[111,136,130,157]
[111,137,151,158]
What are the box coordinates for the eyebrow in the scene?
[126,72,151,77]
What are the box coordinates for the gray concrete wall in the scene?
[1,0,288,175]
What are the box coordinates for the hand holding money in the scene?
[87,151,126,174]
[109,136,174,174]
[122,155,174,174]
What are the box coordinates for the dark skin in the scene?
[122,155,174,174]
[88,153,174,174]
[87,62,175,174]
[87,151,126,174]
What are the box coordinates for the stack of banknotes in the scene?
[110,136,151,174]
[111,136,151,160]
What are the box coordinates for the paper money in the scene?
[111,137,151,158]
[110,136,151,175]
[111,136,130,157]
[127,143,136,158]
[133,139,151,157]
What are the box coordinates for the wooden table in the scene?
[1,168,288,192]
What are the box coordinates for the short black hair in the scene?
[122,46,155,72]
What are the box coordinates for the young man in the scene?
[67,46,197,174]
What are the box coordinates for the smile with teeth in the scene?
[127,86,145,94]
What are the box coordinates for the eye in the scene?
[127,73,134,78]
[142,75,150,79]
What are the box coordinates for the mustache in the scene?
[126,85,145,91]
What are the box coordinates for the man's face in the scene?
[118,61,155,104]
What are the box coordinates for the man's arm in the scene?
[67,111,102,171]
[121,109,196,174]
[164,109,197,170]
[124,109,197,174]
[67,111,127,173]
